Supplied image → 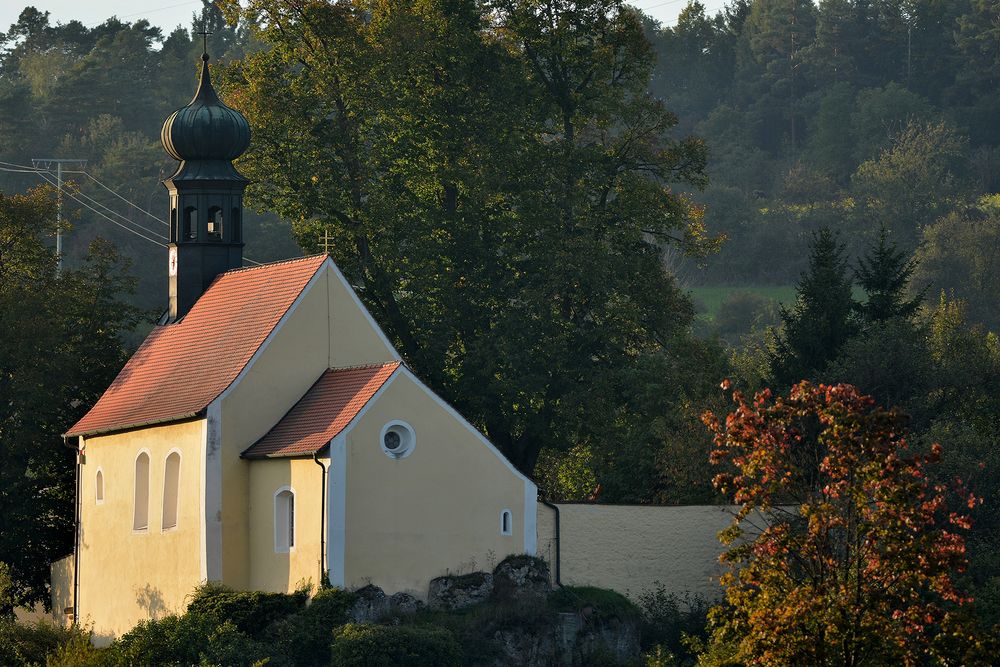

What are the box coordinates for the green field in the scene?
[688,285,797,323]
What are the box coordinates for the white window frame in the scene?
[161,449,182,532]
[500,509,513,536]
[95,467,105,505]
[379,420,416,459]
[133,449,151,533]
[274,486,296,553]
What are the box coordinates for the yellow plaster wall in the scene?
[325,266,399,368]
[535,502,558,583]
[219,262,396,588]
[342,372,529,595]
[77,420,205,642]
[247,458,327,593]
[553,504,733,600]
[49,555,74,627]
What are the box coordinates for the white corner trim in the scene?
[395,366,533,486]
[326,257,402,361]
[203,401,223,581]
[523,479,537,555]
[329,434,347,588]
[199,419,208,581]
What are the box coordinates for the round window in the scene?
[380,421,415,459]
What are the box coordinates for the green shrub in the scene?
[102,613,218,666]
[262,588,357,667]
[548,586,640,622]
[329,623,460,667]
[43,631,107,667]
[634,585,708,659]
[0,619,82,666]
[186,583,307,638]
[199,620,271,667]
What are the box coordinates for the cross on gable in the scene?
[320,230,334,254]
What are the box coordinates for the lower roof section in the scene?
[241,362,400,459]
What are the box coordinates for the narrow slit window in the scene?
[500,509,512,536]
[133,452,150,531]
[95,469,104,505]
[275,489,295,552]
[169,206,177,240]
[162,452,181,530]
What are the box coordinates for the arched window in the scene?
[169,206,178,240]
[207,206,223,239]
[500,509,512,536]
[162,451,181,530]
[95,469,104,505]
[275,488,295,552]
[133,452,150,531]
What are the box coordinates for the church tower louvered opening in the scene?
[160,42,251,322]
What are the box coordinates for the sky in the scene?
[0,0,733,36]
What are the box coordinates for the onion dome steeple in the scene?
[161,51,251,166]
[161,39,251,323]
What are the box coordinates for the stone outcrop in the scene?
[428,572,494,610]
[492,555,551,603]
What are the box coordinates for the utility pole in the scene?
[32,158,88,276]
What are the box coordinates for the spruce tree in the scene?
[770,228,857,386]
[855,226,924,324]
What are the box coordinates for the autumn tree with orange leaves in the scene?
[700,381,991,666]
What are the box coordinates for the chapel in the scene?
[60,47,537,641]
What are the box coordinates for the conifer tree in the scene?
[855,225,924,324]
[769,228,856,386]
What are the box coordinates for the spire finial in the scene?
[196,24,213,61]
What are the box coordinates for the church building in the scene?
[60,48,538,640]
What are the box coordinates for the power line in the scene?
[32,171,168,248]
[65,170,168,226]
[2,159,271,266]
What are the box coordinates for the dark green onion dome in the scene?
[161,52,250,162]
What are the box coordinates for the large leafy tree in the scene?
[0,187,141,614]
[219,0,718,475]
[702,381,986,665]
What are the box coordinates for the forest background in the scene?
[0,0,998,639]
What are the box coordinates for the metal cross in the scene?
[320,230,334,254]
[196,26,213,56]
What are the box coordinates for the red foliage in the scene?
[702,381,982,666]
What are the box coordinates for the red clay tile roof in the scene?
[66,255,329,437]
[242,362,400,458]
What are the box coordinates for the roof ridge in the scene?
[328,361,401,372]
[223,253,328,275]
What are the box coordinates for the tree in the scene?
[0,186,141,613]
[854,225,923,324]
[769,228,856,387]
[701,381,984,665]
[219,0,719,476]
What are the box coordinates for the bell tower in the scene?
[160,42,251,322]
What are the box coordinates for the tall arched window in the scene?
[133,452,150,531]
[95,469,104,505]
[500,509,512,536]
[183,206,197,240]
[274,488,295,552]
[162,451,181,530]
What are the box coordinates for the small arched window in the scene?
[207,206,223,239]
[162,451,181,530]
[500,509,512,536]
[275,488,295,552]
[95,469,104,505]
[133,452,150,531]
[183,207,197,240]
